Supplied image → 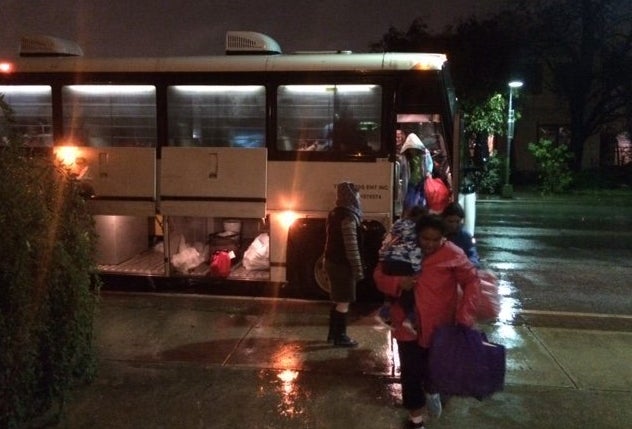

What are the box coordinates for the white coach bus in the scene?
[0,32,464,299]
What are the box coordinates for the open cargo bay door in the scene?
[159,147,267,218]
[73,147,157,216]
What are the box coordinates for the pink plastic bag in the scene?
[475,270,501,322]
[424,176,451,213]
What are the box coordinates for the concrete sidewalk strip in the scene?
[530,327,632,391]
[96,294,631,391]
[484,325,576,388]
[429,385,632,429]
[227,311,395,376]
[62,360,406,429]
[95,301,257,364]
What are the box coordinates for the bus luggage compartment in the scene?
[286,217,384,301]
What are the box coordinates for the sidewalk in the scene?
[55,292,632,429]
[476,187,632,206]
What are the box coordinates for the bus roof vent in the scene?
[19,35,84,57]
[225,31,282,55]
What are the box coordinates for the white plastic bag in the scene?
[242,233,269,270]
[171,235,204,273]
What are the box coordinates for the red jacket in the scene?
[373,240,480,348]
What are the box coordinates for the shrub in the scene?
[468,150,505,195]
[462,92,517,196]
[0,95,100,428]
[528,138,574,194]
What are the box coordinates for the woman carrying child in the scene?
[373,214,480,429]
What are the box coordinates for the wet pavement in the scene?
[54,291,632,429]
[475,192,632,317]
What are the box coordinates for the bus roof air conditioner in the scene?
[225,31,282,55]
[19,35,84,57]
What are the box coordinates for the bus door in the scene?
[395,74,456,218]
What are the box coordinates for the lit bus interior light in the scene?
[173,85,264,94]
[0,85,51,95]
[66,85,155,95]
[284,85,376,93]
[279,210,300,230]
[334,85,376,93]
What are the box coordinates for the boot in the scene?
[332,309,359,348]
[327,306,336,343]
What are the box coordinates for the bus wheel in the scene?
[314,254,330,295]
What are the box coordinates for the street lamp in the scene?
[502,80,523,198]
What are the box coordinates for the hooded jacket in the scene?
[325,182,364,279]
[399,133,434,190]
[373,240,480,347]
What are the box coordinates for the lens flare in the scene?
[54,146,80,166]
[279,210,300,230]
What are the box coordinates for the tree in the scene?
[446,12,531,103]
[464,93,508,138]
[370,12,529,105]
[521,0,632,171]
[0,95,99,428]
[369,18,435,53]
[372,1,632,173]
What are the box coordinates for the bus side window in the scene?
[167,85,265,148]
[0,85,53,147]
[276,84,382,154]
[62,85,156,147]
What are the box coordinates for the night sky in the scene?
[0,0,508,58]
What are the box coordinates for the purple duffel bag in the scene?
[428,324,505,400]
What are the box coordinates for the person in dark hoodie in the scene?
[324,181,365,347]
[442,202,480,268]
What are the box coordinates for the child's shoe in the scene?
[425,393,442,418]
[374,305,393,329]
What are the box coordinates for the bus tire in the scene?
[286,217,327,298]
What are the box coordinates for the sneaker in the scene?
[426,393,442,418]
[374,306,393,329]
